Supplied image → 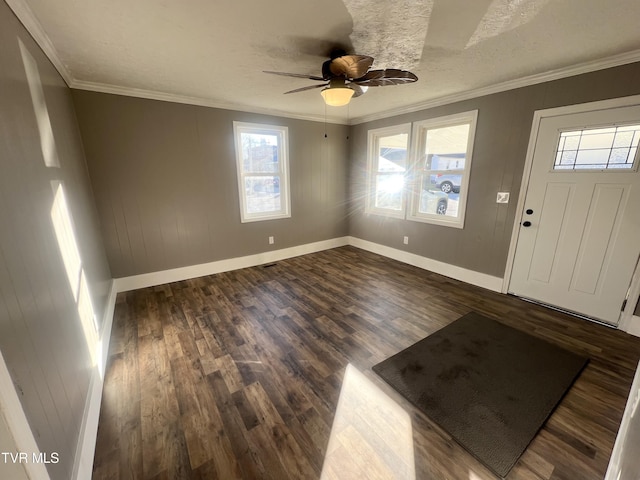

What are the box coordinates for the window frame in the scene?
[365,123,412,218]
[233,121,291,223]
[407,110,478,228]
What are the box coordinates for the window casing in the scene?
[407,111,478,228]
[365,111,478,228]
[233,122,291,223]
[365,124,411,218]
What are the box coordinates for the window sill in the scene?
[240,212,291,223]
[365,208,406,219]
[406,213,465,229]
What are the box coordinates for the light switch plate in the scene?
[496,192,510,204]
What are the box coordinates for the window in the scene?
[408,111,478,228]
[554,124,640,171]
[365,111,478,228]
[365,124,411,218]
[233,122,291,222]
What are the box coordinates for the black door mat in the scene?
[372,312,589,478]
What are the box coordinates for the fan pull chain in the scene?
[324,102,328,138]
[346,103,350,140]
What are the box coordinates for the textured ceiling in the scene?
[8,0,640,124]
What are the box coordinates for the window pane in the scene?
[579,131,615,150]
[562,134,581,150]
[557,150,577,166]
[244,175,281,214]
[613,130,634,148]
[575,148,609,168]
[609,148,631,164]
[423,124,469,170]
[378,133,408,172]
[241,132,279,173]
[418,178,449,216]
[428,172,462,194]
[374,174,404,210]
[557,135,566,151]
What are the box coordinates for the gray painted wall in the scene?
[71,91,350,278]
[0,3,112,479]
[348,62,640,279]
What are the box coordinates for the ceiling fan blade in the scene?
[353,69,418,87]
[349,84,366,98]
[263,71,326,81]
[328,55,374,79]
[283,83,327,95]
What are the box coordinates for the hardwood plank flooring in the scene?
[93,246,640,479]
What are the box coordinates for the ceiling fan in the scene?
[264,50,418,106]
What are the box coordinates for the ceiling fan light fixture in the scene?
[320,86,354,107]
[266,53,417,105]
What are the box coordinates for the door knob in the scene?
[526,209,534,215]
[522,221,532,227]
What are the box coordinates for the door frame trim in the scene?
[502,94,640,329]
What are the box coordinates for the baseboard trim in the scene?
[72,279,118,480]
[113,236,503,294]
[605,359,640,479]
[624,316,640,338]
[114,237,350,292]
[347,236,504,293]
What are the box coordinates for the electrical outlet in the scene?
[496,192,510,204]
[403,236,409,245]
[268,236,274,245]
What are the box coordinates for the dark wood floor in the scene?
[92,246,640,479]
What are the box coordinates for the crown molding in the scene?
[74,48,640,127]
[6,0,74,86]
[348,49,640,125]
[6,0,346,124]
[70,79,348,124]
[8,0,640,127]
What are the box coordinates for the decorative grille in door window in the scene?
[554,124,640,171]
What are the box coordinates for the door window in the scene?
[554,124,640,171]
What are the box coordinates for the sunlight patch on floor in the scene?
[321,364,415,480]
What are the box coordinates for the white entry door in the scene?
[509,103,640,325]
